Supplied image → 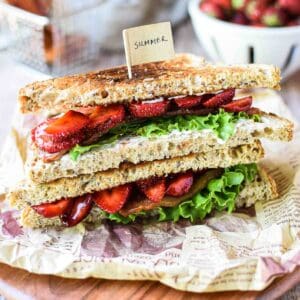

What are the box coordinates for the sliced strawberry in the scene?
[93,184,132,213]
[61,194,93,227]
[201,93,215,102]
[166,172,194,197]
[203,89,235,108]
[137,177,166,203]
[33,110,89,153]
[34,130,84,153]
[45,110,89,136]
[129,99,169,118]
[83,104,125,133]
[173,95,203,109]
[32,198,72,218]
[221,96,253,112]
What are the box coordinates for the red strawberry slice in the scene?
[203,89,235,108]
[45,110,89,136]
[61,194,93,227]
[166,172,194,197]
[82,104,125,133]
[93,184,132,213]
[129,99,169,118]
[32,198,72,218]
[34,130,84,153]
[33,110,89,153]
[221,96,253,112]
[173,95,203,109]
[137,177,166,203]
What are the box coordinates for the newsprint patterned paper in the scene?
[0,90,299,293]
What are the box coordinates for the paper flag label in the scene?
[123,22,175,78]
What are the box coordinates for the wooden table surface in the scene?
[0,263,299,300]
[0,21,300,300]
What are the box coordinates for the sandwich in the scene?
[9,54,293,228]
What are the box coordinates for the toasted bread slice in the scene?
[10,141,264,207]
[19,165,278,228]
[19,53,280,113]
[27,111,293,183]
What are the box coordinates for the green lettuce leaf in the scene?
[106,163,258,224]
[105,211,147,224]
[70,110,261,161]
[69,135,120,161]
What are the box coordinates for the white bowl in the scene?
[189,0,300,78]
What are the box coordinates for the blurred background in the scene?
[0,0,299,143]
[0,0,299,75]
[0,0,190,74]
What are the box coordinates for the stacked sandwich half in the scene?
[9,54,293,228]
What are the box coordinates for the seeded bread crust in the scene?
[19,165,277,228]
[26,112,293,183]
[19,53,281,113]
[10,142,264,207]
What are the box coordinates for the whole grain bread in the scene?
[235,164,278,207]
[10,141,264,207]
[27,112,293,183]
[19,165,278,228]
[19,53,280,113]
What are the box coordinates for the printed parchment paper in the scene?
[0,90,299,293]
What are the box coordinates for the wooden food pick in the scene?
[123,22,175,79]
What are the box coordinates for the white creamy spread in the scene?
[37,114,280,172]
[142,97,165,103]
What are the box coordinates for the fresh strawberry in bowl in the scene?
[189,0,300,78]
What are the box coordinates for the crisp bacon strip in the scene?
[31,169,231,226]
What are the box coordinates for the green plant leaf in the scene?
[104,163,258,224]
[70,110,261,160]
